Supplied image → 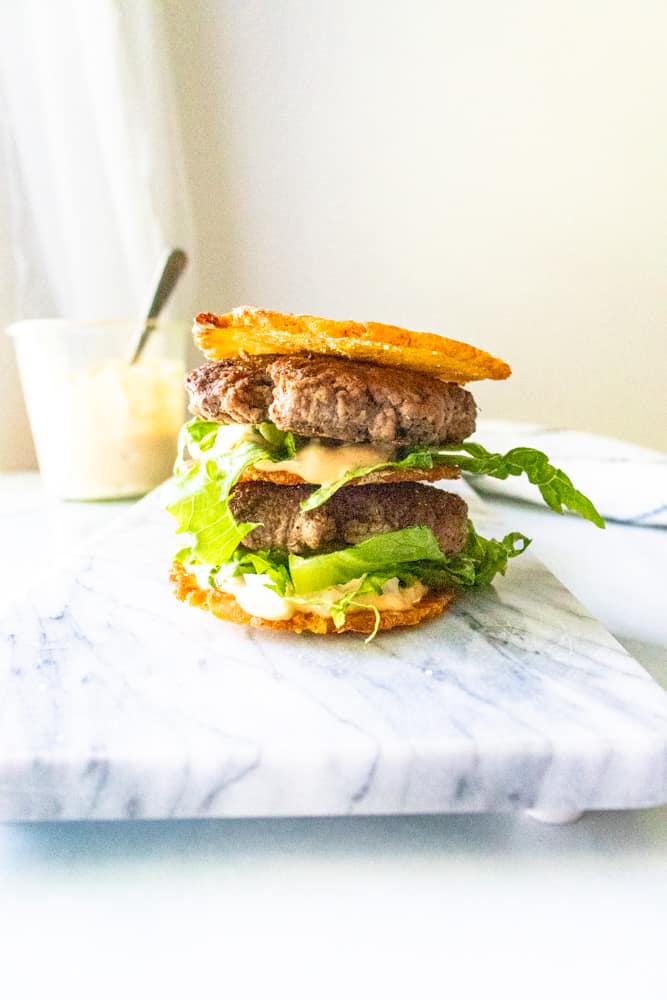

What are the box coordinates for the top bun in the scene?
[194,306,511,383]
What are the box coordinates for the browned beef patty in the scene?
[186,355,275,425]
[229,481,468,555]
[186,354,475,447]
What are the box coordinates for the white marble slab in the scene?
[2,483,667,822]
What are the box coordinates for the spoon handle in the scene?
[127,248,188,365]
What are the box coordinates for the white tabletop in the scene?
[1,472,666,998]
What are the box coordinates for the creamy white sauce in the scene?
[188,563,216,590]
[253,441,393,484]
[190,569,427,622]
[34,358,184,499]
[201,423,394,484]
[221,574,294,621]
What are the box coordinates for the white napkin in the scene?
[470,420,667,528]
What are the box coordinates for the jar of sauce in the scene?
[8,319,186,499]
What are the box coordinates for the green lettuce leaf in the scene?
[288,525,445,594]
[256,422,305,458]
[300,441,604,528]
[426,442,605,527]
[298,450,429,511]
[167,419,317,565]
[221,547,292,595]
[174,419,220,471]
[402,523,530,588]
[177,420,603,530]
[185,418,220,449]
[165,440,268,565]
[286,523,530,595]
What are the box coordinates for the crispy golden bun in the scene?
[194,306,510,384]
[236,464,460,487]
[170,560,454,635]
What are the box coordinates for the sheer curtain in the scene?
[0,0,194,467]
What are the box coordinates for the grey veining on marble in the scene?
[1,483,667,821]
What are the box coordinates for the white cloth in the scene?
[0,0,194,319]
[473,420,667,527]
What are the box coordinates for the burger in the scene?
[165,307,603,637]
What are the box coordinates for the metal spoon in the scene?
[127,248,188,365]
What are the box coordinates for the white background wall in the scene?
[3,0,665,470]
[164,0,667,450]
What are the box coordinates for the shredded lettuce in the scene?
[216,548,384,637]
[327,577,383,642]
[214,523,530,599]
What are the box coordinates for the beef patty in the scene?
[186,354,476,447]
[229,481,468,556]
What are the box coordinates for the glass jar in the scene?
[8,319,187,500]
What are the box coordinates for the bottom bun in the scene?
[169,560,455,635]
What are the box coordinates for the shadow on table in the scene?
[2,805,666,871]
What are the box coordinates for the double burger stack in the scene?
[167,306,519,636]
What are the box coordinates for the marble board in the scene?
[2,483,667,823]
